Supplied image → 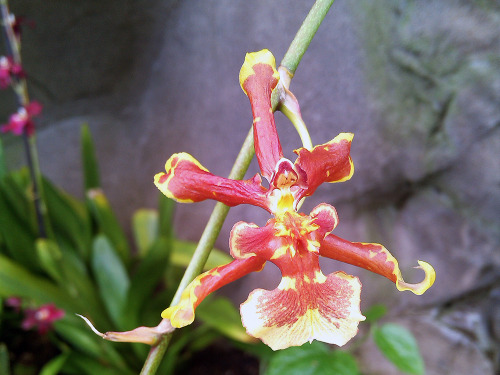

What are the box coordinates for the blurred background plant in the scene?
[0,123,265,374]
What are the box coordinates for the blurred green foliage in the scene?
[0,125,247,374]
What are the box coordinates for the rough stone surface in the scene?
[2,0,499,373]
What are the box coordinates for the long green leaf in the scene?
[36,238,64,284]
[125,237,171,326]
[0,343,9,375]
[92,235,130,328]
[265,342,359,375]
[171,240,231,271]
[196,297,254,343]
[81,124,100,191]
[39,353,69,375]
[42,177,91,259]
[158,195,175,239]
[87,189,130,265]
[62,352,132,375]
[133,209,158,256]
[35,239,107,325]
[55,317,128,370]
[0,170,38,269]
[373,323,425,375]
[0,254,80,312]
[0,137,6,178]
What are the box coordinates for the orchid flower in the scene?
[154,50,435,350]
[21,303,65,335]
[0,56,23,89]
[1,101,42,136]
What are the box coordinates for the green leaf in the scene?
[363,304,387,323]
[159,325,211,375]
[91,235,130,328]
[35,239,107,324]
[87,189,130,265]
[36,238,64,284]
[373,323,425,375]
[0,170,38,269]
[55,317,128,370]
[132,209,158,256]
[81,124,100,191]
[0,343,10,375]
[0,254,81,313]
[42,177,91,259]
[125,237,171,326]
[265,342,359,375]
[196,297,254,343]
[62,352,132,375]
[39,353,69,375]
[158,195,175,239]
[171,240,231,271]
[0,137,6,178]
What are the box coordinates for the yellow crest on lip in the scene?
[239,49,280,93]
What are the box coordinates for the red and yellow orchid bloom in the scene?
[154,49,435,350]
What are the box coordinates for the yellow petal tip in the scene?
[396,260,435,295]
[239,49,279,93]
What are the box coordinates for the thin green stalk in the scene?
[0,0,49,238]
[140,1,335,373]
[281,0,336,76]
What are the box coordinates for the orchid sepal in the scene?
[239,49,283,181]
[77,315,174,346]
[154,152,270,211]
[161,257,266,328]
[320,235,436,296]
[294,132,354,199]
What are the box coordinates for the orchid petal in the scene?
[230,220,278,260]
[154,152,270,210]
[239,50,283,181]
[240,271,364,350]
[320,234,435,295]
[310,203,339,238]
[294,133,354,199]
[162,257,266,328]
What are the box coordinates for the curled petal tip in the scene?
[161,304,196,328]
[396,260,435,295]
[77,314,105,338]
[77,314,174,345]
[161,285,198,328]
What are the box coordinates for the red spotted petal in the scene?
[162,257,266,328]
[320,234,435,295]
[310,203,339,238]
[294,133,354,199]
[230,220,278,260]
[239,50,283,181]
[154,152,270,211]
[240,271,364,350]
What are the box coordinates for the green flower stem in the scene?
[140,128,254,375]
[140,1,335,373]
[0,0,49,238]
[281,0,336,76]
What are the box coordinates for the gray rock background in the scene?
[2,0,499,373]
